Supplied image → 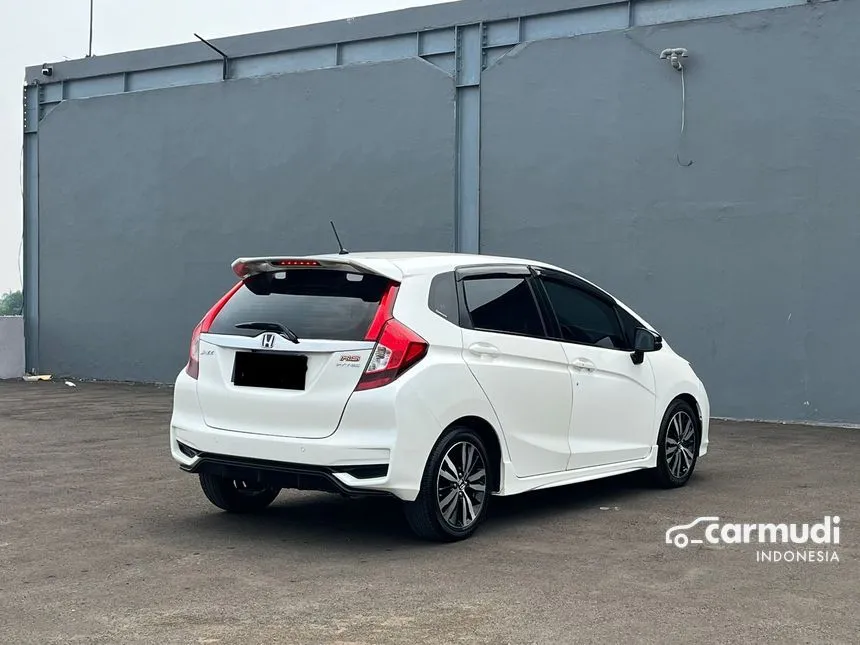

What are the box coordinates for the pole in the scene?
[87,0,94,57]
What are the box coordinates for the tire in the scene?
[198,473,280,513]
[403,428,492,542]
[651,399,700,488]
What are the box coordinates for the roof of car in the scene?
[232,251,655,334]
[309,251,556,276]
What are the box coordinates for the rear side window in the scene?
[540,278,626,349]
[463,277,544,337]
[428,272,458,322]
[209,269,390,341]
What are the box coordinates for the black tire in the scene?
[651,399,700,488]
[403,427,492,542]
[198,473,280,513]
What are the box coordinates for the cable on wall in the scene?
[660,47,693,167]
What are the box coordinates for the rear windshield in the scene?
[209,269,390,341]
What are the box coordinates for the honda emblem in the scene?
[261,333,277,349]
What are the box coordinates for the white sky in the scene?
[0,0,456,294]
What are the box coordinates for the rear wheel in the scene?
[403,428,492,542]
[198,473,280,513]
[652,400,700,488]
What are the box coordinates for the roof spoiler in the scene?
[231,256,403,282]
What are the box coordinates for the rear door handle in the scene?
[468,342,500,358]
[571,358,595,371]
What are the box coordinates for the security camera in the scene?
[41,64,53,77]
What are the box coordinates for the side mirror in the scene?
[631,328,662,365]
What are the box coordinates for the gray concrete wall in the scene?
[480,1,860,423]
[37,58,455,381]
[28,0,860,423]
[0,317,24,379]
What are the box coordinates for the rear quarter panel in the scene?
[392,273,512,459]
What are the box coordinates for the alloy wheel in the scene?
[665,410,697,478]
[436,441,487,529]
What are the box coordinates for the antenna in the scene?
[194,33,230,80]
[330,221,349,255]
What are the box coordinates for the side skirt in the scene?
[496,446,659,496]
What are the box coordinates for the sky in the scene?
[0,0,456,294]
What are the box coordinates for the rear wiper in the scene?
[235,322,300,344]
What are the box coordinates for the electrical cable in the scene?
[677,67,693,167]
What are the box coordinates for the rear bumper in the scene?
[171,416,407,497]
[170,369,445,501]
[180,449,392,497]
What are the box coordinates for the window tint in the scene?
[463,277,544,337]
[428,272,458,323]
[209,269,389,341]
[541,279,626,349]
[616,307,642,349]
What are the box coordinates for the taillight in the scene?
[186,322,202,379]
[356,284,428,391]
[364,285,400,341]
[185,281,243,380]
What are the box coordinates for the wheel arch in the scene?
[665,392,703,451]
[674,392,701,422]
[446,415,503,494]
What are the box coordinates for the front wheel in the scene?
[198,473,280,513]
[403,428,492,542]
[651,400,700,488]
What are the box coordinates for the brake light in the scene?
[186,281,243,379]
[271,259,320,267]
[356,284,428,391]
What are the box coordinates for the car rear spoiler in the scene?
[231,256,403,282]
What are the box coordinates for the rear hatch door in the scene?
[196,267,392,439]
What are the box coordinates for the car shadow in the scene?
[164,470,675,549]
[178,493,418,548]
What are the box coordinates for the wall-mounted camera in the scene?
[41,64,53,77]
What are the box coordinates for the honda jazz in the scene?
[170,252,709,541]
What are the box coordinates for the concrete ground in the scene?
[1,381,857,644]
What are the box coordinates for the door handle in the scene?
[468,342,500,358]
[571,358,595,371]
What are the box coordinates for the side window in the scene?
[428,272,458,323]
[541,279,626,349]
[463,277,544,337]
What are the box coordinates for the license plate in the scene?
[232,352,308,390]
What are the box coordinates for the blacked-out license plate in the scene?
[232,352,307,390]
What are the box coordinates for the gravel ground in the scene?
[1,380,857,644]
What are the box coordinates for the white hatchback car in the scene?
[170,252,709,541]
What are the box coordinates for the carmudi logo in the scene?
[665,516,841,563]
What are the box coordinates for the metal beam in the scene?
[454,24,483,254]
[22,85,40,373]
